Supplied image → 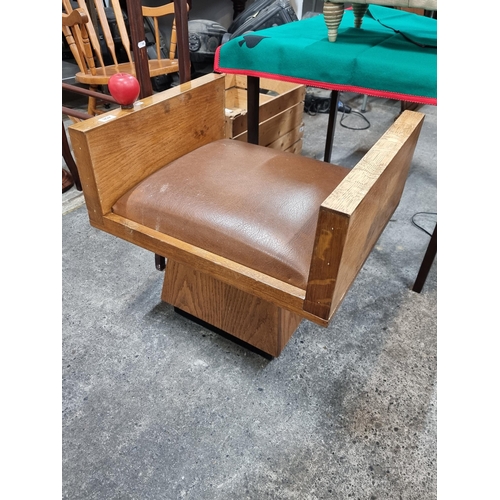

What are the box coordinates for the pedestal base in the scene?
[161,260,303,357]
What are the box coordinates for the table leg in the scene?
[324,90,339,163]
[247,76,260,145]
[361,94,368,112]
[412,223,437,293]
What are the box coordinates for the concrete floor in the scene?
[62,86,437,499]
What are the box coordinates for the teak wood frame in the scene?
[68,73,424,357]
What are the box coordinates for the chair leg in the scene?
[62,168,74,193]
[62,121,82,191]
[161,260,303,357]
[87,95,97,116]
[155,254,166,271]
[412,224,437,293]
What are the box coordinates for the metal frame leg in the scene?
[324,90,339,163]
[412,224,437,293]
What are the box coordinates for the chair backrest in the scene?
[142,3,177,61]
[62,8,96,77]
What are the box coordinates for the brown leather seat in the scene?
[112,139,350,289]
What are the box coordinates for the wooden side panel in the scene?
[68,73,226,223]
[304,111,425,320]
[224,73,238,89]
[103,213,316,320]
[225,74,304,95]
[162,260,303,357]
[225,87,273,113]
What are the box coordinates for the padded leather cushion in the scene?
[112,139,349,289]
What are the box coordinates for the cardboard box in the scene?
[224,74,305,154]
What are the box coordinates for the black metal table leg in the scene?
[412,224,437,293]
[324,90,339,163]
[247,76,260,145]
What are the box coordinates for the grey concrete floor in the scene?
[62,88,437,499]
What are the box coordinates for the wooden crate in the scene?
[395,7,426,15]
[224,74,305,154]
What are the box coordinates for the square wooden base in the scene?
[161,260,303,357]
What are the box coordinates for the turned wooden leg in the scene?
[352,3,369,28]
[87,92,97,116]
[161,260,303,357]
[323,3,344,42]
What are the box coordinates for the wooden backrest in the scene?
[142,3,178,61]
[304,110,425,321]
[62,9,96,76]
[62,0,120,71]
[68,73,226,227]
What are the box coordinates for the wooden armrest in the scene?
[304,110,425,320]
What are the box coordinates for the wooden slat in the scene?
[142,3,176,60]
[93,0,120,66]
[304,110,425,320]
[62,10,87,71]
[224,87,273,111]
[232,102,304,146]
[173,0,191,83]
[267,123,304,151]
[74,0,106,70]
[224,74,306,139]
[227,74,303,94]
[284,139,303,155]
[228,87,305,138]
[110,0,132,62]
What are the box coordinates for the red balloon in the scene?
[108,73,140,107]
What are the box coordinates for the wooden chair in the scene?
[67,73,425,358]
[62,0,189,115]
